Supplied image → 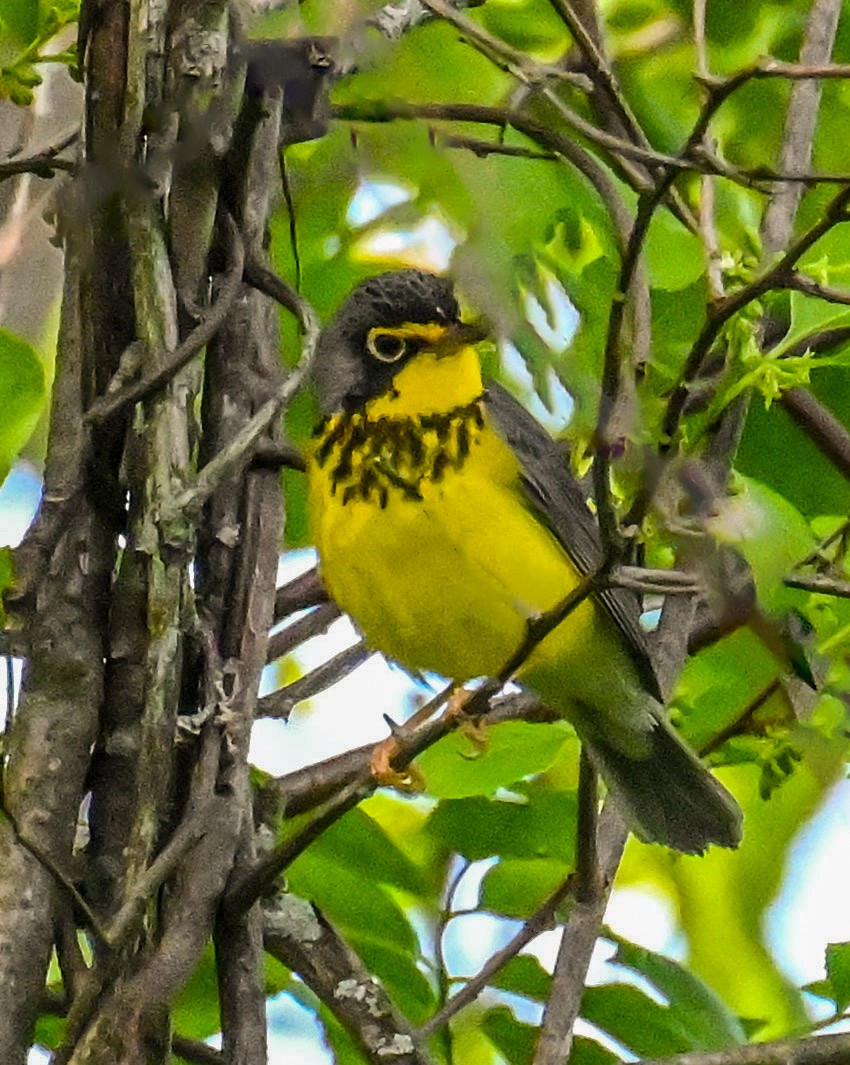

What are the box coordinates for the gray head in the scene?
[312,270,461,414]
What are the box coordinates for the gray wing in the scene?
[484,381,662,701]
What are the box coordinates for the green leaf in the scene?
[288,849,417,956]
[425,785,577,863]
[706,474,814,615]
[737,364,850,519]
[608,932,747,1049]
[0,0,39,42]
[349,939,436,1026]
[306,807,429,897]
[480,857,571,918]
[568,1036,620,1065]
[490,954,552,1002]
[0,327,45,484]
[645,211,708,292]
[173,940,291,1042]
[32,1012,64,1052]
[172,947,220,1040]
[826,942,850,1012]
[287,829,435,1021]
[476,0,570,56]
[534,208,620,431]
[581,982,698,1058]
[481,1005,537,1065]
[416,720,569,799]
[803,978,834,1002]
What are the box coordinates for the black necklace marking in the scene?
[314,396,486,508]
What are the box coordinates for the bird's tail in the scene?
[585,716,743,854]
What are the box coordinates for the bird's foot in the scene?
[445,686,490,752]
[369,732,425,792]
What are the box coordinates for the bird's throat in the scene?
[367,345,484,418]
[311,344,488,508]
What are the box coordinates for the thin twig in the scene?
[432,858,469,1061]
[533,803,628,1065]
[693,0,724,299]
[267,690,556,821]
[780,387,850,484]
[784,573,850,598]
[332,100,850,194]
[242,253,317,333]
[418,876,576,1038]
[0,802,109,945]
[699,678,781,759]
[782,272,850,305]
[637,1030,850,1065]
[418,0,592,91]
[547,0,649,157]
[761,0,845,257]
[662,183,850,447]
[85,213,245,424]
[258,641,372,718]
[0,127,79,182]
[780,323,850,360]
[266,601,342,663]
[440,134,557,161]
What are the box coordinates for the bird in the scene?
[307,269,742,854]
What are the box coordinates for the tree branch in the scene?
[662,184,850,447]
[761,0,844,257]
[85,212,245,425]
[418,875,575,1038]
[780,387,850,483]
[637,1031,850,1065]
[782,272,850,305]
[533,803,628,1065]
[264,897,434,1065]
[418,0,592,91]
[784,573,850,598]
[266,601,342,663]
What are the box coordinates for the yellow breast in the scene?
[308,394,596,683]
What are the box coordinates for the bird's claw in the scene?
[369,735,425,792]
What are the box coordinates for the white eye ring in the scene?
[367,331,407,363]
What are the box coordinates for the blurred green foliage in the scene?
[0,0,79,104]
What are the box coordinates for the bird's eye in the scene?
[367,330,407,363]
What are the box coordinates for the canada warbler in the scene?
[308,270,742,853]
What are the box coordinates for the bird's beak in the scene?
[434,320,489,357]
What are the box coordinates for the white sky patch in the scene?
[500,341,573,434]
[347,180,412,227]
[268,992,334,1065]
[524,272,579,352]
[605,886,682,959]
[442,911,522,978]
[0,462,41,546]
[767,776,850,987]
[0,464,41,726]
[355,213,457,272]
